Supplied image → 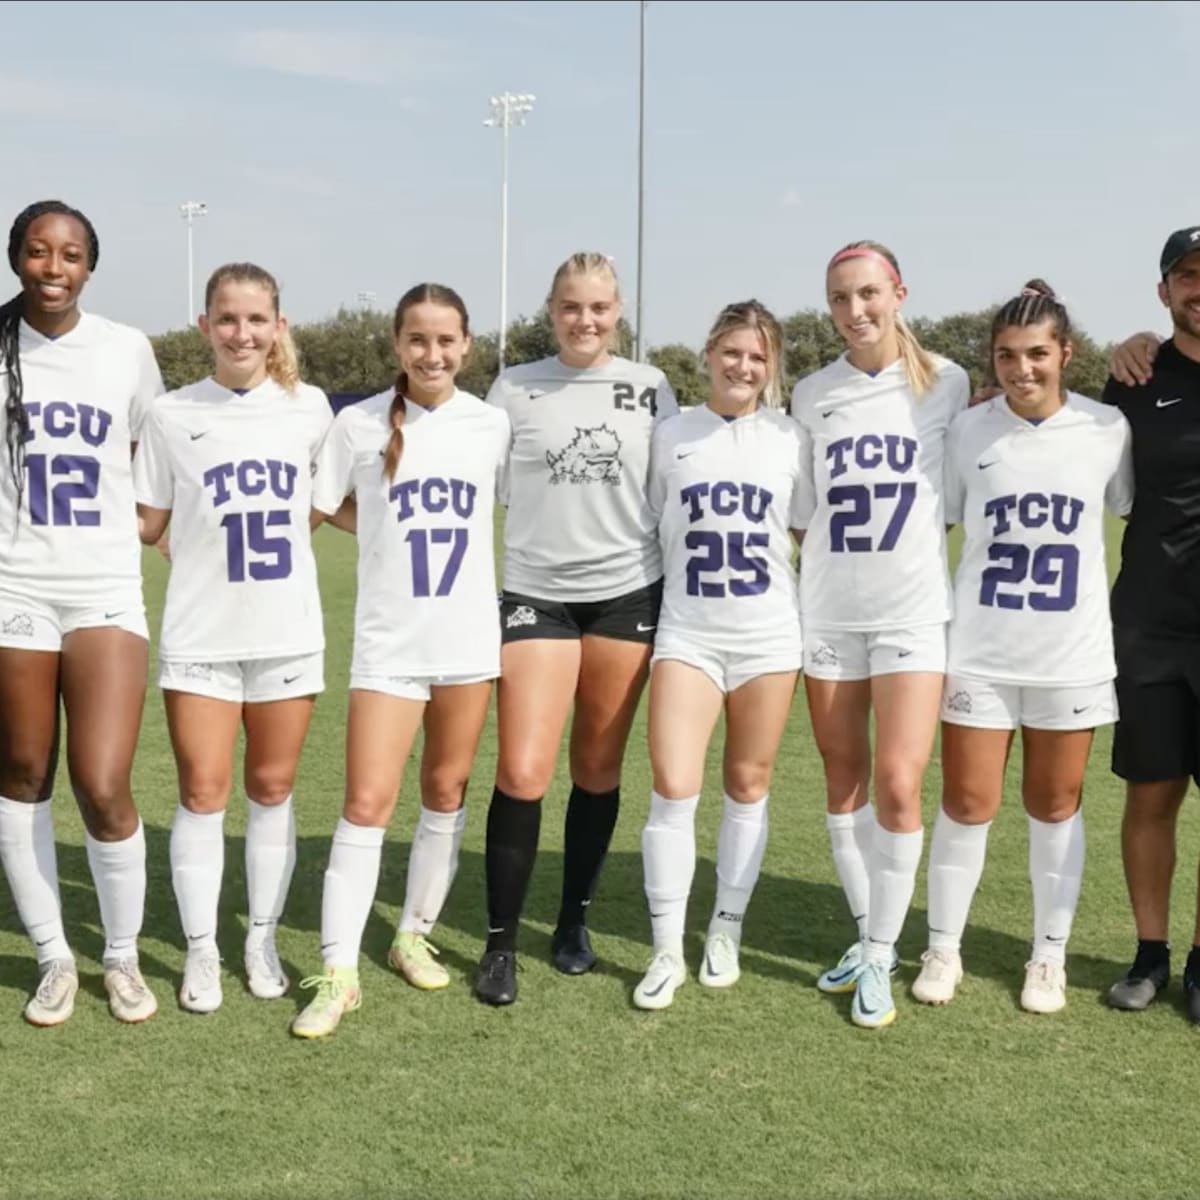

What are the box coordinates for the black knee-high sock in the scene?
[485,788,542,953]
[557,784,620,930]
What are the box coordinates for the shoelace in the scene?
[188,954,221,991]
[248,942,284,981]
[398,935,440,963]
[484,952,517,980]
[1026,960,1058,989]
[35,960,73,1003]
[109,959,147,997]
[298,973,352,1006]
[706,934,738,975]
[921,950,954,979]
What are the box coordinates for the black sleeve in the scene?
[1100,375,1126,409]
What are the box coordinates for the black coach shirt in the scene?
[1104,339,1200,637]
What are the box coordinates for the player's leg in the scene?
[556,621,654,973]
[699,669,799,991]
[478,599,580,1005]
[634,658,723,1011]
[852,661,943,1030]
[914,679,1013,1007]
[0,636,75,1026]
[391,679,492,992]
[241,679,317,1000]
[804,637,874,993]
[163,682,242,1014]
[60,624,156,1023]
[291,687,424,1039]
[1019,717,1095,1015]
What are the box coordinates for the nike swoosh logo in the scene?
[1156,398,1184,408]
[1045,934,1067,943]
[643,975,673,997]
[104,611,122,620]
[857,998,879,1015]
[676,450,696,460]
[648,911,667,920]
[636,622,656,632]
[189,432,208,441]
[1072,705,1090,714]
[283,674,301,685]
[821,410,835,419]
[978,460,999,470]
[187,933,210,942]
[251,920,273,927]
[528,391,546,400]
[705,953,718,977]
[35,937,52,948]
[897,649,913,658]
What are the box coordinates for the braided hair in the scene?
[990,279,1071,348]
[2,200,99,509]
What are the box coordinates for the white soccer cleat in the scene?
[179,949,223,1014]
[912,948,963,1006]
[24,958,79,1027]
[633,952,687,1011]
[698,932,741,989]
[104,958,158,1023]
[245,938,289,1000]
[1021,959,1067,1014]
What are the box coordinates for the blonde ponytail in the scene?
[266,325,300,392]
[894,313,936,398]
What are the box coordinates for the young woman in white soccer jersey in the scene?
[912,282,1133,1014]
[0,200,163,1026]
[134,263,331,1014]
[476,253,677,1006]
[291,283,510,1039]
[633,301,804,1010]
[791,240,969,1029]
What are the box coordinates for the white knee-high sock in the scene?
[826,804,874,941]
[86,819,147,964]
[926,808,991,953]
[0,796,70,964]
[641,791,699,960]
[245,795,296,949]
[170,806,225,954]
[1029,809,1085,966]
[399,805,466,936]
[710,794,768,945]
[865,824,925,966]
[320,818,384,969]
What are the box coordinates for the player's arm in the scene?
[1110,331,1162,388]
[313,495,357,534]
[137,503,171,547]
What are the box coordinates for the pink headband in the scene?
[827,247,902,287]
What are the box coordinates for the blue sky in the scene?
[1,0,1195,352]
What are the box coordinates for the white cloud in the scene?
[228,29,455,86]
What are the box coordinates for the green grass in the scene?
[2,518,1200,1200]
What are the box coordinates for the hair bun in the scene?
[1020,278,1056,299]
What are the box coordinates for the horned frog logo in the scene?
[546,424,623,485]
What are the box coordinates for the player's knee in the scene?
[942,788,996,825]
[723,763,770,804]
[651,766,703,800]
[0,757,51,802]
[497,757,554,801]
[421,766,468,813]
[873,762,923,809]
[243,765,294,808]
[342,785,395,827]
[819,750,870,799]
[75,786,138,839]
[1024,787,1081,825]
[569,742,623,793]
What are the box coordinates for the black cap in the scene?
[1160,227,1200,277]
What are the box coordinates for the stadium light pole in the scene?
[484,92,535,372]
[635,1,648,362]
[179,201,207,328]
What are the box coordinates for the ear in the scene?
[1158,279,1170,309]
[893,283,909,305]
[1061,340,1074,369]
[197,314,211,338]
[277,315,288,336]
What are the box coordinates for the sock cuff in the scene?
[246,794,292,822]
[569,783,619,805]
[873,823,924,865]
[649,790,699,826]
[851,803,875,828]
[333,817,386,848]
[175,805,226,830]
[723,793,767,820]
[1028,808,1082,834]
[935,807,992,837]
[419,804,465,833]
[86,818,145,856]
[0,795,50,820]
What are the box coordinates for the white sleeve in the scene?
[647,421,671,523]
[791,416,817,530]
[311,411,357,514]
[132,404,174,510]
[308,390,334,460]
[129,333,165,441]
[1105,416,1136,518]
[942,416,966,526]
[495,411,513,506]
[653,374,679,422]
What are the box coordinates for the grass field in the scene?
[2,519,1200,1200]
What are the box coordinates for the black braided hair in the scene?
[990,278,1071,349]
[2,200,100,509]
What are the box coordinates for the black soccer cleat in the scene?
[551,924,597,976]
[1106,954,1169,1012]
[474,949,518,1006]
[1184,964,1200,1025]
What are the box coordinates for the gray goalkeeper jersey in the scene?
[488,355,678,601]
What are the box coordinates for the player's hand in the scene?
[1109,331,1161,387]
[969,385,1003,408]
[156,534,170,562]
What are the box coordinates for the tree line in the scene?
[151,305,1112,405]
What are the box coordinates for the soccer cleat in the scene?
[389,931,450,991]
[551,924,597,976]
[1107,952,1169,1012]
[816,941,898,995]
[23,958,79,1027]
[179,948,223,1014]
[103,958,158,1024]
[698,932,741,989]
[290,968,361,1039]
[1021,959,1067,1014]
[245,938,289,1000]
[474,949,517,1006]
[912,948,963,1006]
[851,960,897,1029]
[633,951,687,1010]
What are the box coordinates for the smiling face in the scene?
[549,270,620,368]
[706,325,770,414]
[993,319,1072,418]
[199,280,284,390]
[825,256,905,357]
[394,300,470,406]
[1160,251,1200,345]
[17,212,92,329]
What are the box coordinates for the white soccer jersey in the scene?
[0,313,163,604]
[134,377,332,662]
[312,388,510,679]
[488,355,678,602]
[945,392,1134,687]
[790,353,969,630]
[650,405,804,654]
